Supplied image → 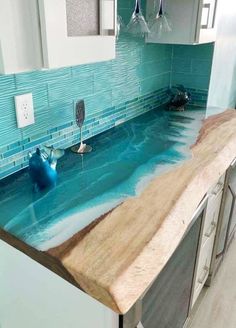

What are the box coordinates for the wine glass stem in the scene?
[135,0,140,14]
[80,127,83,146]
[159,0,163,16]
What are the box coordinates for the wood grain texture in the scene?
[1,110,236,315]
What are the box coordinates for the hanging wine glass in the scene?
[126,0,150,37]
[148,0,172,39]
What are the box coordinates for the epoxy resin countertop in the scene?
[0,107,204,251]
[1,107,236,314]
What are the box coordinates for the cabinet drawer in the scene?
[202,189,223,246]
[192,233,215,306]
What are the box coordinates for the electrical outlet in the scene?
[14,93,35,128]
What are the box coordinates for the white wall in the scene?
[207,0,236,111]
[0,241,118,328]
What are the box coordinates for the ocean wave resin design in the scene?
[0,107,205,251]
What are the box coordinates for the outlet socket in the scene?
[15,93,35,128]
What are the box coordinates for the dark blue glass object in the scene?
[29,148,57,191]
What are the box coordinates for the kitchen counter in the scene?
[1,108,236,315]
[0,107,204,251]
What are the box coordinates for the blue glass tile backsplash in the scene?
[171,43,214,93]
[0,0,214,180]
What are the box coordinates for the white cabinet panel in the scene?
[201,189,223,246]
[39,0,116,69]
[0,0,116,73]
[191,177,224,308]
[198,0,218,43]
[0,0,43,74]
[0,240,118,328]
[192,232,215,306]
[146,0,217,45]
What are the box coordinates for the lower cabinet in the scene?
[210,159,236,283]
[0,241,119,328]
[122,175,227,328]
[140,200,205,328]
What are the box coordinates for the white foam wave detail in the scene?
[34,158,180,251]
[34,197,125,251]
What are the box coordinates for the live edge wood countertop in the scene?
[1,110,236,314]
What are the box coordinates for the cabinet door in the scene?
[141,209,203,328]
[0,0,42,74]
[227,165,236,240]
[146,0,217,45]
[191,182,223,307]
[191,231,215,306]
[216,187,234,255]
[39,0,116,68]
[146,0,199,45]
[216,163,236,256]
[0,241,119,328]
[201,188,223,247]
[196,0,218,43]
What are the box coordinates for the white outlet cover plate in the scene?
[15,93,35,128]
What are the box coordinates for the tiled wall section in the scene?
[171,43,214,106]
[0,42,172,179]
[0,87,168,179]
[0,1,213,180]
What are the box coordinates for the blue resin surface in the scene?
[0,107,205,250]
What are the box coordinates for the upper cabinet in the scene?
[38,0,117,69]
[146,0,218,45]
[0,0,116,74]
[0,0,43,74]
